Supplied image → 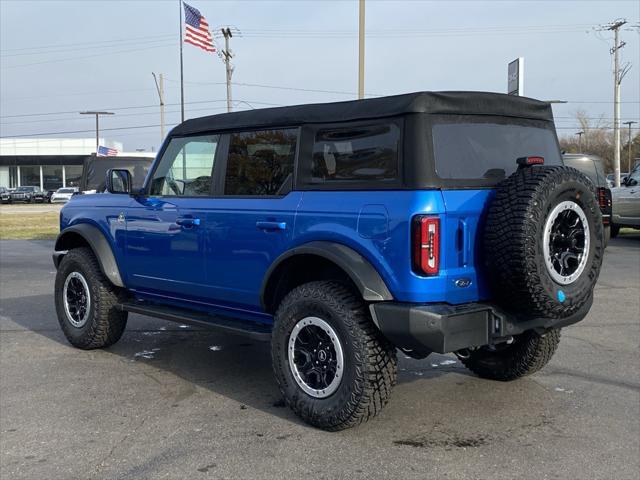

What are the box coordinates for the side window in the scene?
[149,134,219,196]
[224,129,297,196]
[310,123,400,184]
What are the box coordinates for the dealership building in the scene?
[0,138,153,190]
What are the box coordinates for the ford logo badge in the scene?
[455,278,471,288]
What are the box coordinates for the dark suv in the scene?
[53,92,603,430]
[8,185,46,203]
[562,154,612,244]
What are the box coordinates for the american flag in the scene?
[97,146,118,157]
[183,2,216,53]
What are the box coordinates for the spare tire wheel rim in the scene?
[63,271,91,328]
[288,316,344,398]
[543,200,590,285]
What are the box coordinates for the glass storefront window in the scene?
[9,166,18,188]
[42,165,63,191]
[19,165,40,187]
[65,165,83,188]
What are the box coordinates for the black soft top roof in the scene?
[171,91,554,136]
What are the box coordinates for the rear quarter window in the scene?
[432,121,562,180]
[308,122,400,185]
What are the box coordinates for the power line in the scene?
[0,123,164,139]
[2,43,174,69]
[0,37,176,58]
[0,34,175,53]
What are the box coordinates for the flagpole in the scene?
[179,0,185,123]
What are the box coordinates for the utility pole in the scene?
[221,27,234,113]
[152,72,166,142]
[602,19,630,187]
[623,120,637,173]
[575,131,584,152]
[358,0,365,99]
[79,111,114,154]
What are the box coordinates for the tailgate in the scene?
[440,189,494,304]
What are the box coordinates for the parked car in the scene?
[0,187,9,204]
[610,163,640,237]
[52,92,603,431]
[562,154,612,245]
[8,186,46,203]
[50,187,78,204]
[606,172,629,188]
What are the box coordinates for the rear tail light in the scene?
[412,216,440,276]
[597,187,612,225]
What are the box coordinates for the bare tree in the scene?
[559,110,615,172]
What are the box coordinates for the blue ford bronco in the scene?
[53,92,603,430]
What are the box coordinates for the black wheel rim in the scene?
[63,272,91,328]
[543,201,590,285]
[288,317,343,398]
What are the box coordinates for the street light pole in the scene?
[623,121,637,173]
[79,111,115,154]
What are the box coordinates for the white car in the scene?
[50,187,78,203]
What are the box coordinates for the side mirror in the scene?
[628,178,638,187]
[106,169,132,194]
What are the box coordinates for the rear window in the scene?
[432,122,562,180]
[310,123,399,184]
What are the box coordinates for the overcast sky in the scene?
[1,0,639,152]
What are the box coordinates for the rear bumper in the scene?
[370,296,592,356]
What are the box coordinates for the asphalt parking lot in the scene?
[1,236,638,480]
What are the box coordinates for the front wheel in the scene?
[54,247,127,349]
[461,329,561,381]
[271,281,397,431]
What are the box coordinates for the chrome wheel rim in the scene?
[63,272,91,328]
[288,317,344,398]
[543,200,590,285]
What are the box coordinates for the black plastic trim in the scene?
[371,295,592,355]
[120,300,272,341]
[261,241,393,310]
[53,224,124,287]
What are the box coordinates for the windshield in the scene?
[57,188,75,193]
[432,121,562,180]
[17,186,35,192]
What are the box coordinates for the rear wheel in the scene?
[271,281,397,431]
[55,247,127,349]
[461,329,561,381]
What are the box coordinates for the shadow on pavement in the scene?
[1,292,463,428]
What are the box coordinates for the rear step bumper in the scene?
[120,301,272,341]
[370,296,592,357]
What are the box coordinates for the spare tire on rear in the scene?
[484,166,603,319]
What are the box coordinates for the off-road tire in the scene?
[484,166,603,318]
[55,247,127,349]
[271,281,397,431]
[461,329,561,381]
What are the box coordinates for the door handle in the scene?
[256,221,286,231]
[176,217,201,228]
[459,219,470,266]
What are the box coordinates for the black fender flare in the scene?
[260,241,393,309]
[53,223,124,288]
